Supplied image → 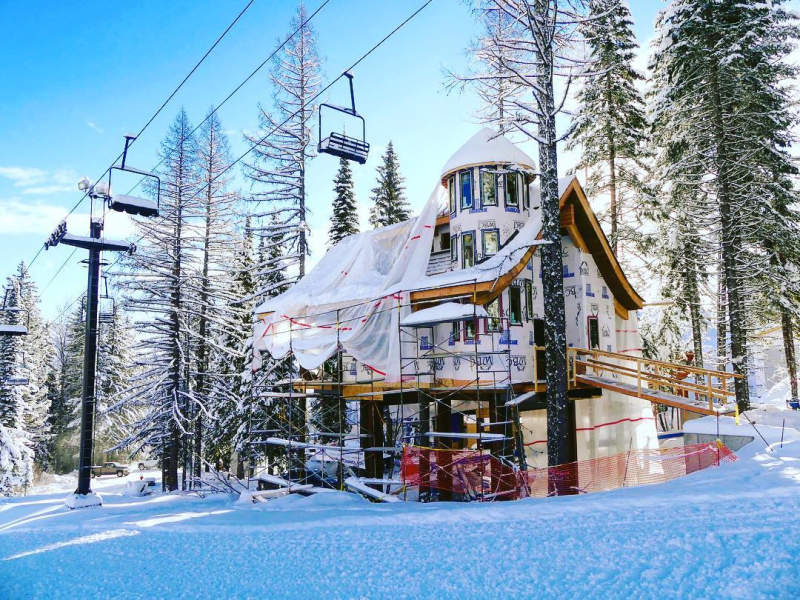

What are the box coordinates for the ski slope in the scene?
[1,416,799,599]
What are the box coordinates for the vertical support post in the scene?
[436,396,453,501]
[75,219,102,497]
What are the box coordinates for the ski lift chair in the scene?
[98,276,115,325]
[0,288,28,336]
[105,136,161,217]
[318,73,370,164]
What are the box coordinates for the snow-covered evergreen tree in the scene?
[568,0,651,258]
[244,1,321,281]
[650,0,800,409]
[0,264,51,469]
[328,157,359,246]
[191,110,238,480]
[116,109,200,490]
[368,142,409,228]
[446,4,526,136]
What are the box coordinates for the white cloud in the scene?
[87,121,104,134]
[0,166,78,195]
[0,197,136,239]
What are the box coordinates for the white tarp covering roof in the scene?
[400,302,488,327]
[253,185,443,380]
[440,128,536,178]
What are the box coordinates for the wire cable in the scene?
[46,0,435,323]
[24,0,258,275]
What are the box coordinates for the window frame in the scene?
[464,317,479,343]
[460,169,474,210]
[450,234,457,262]
[587,316,600,349]
[507,286,523,326]
[521,174,530,210]
[479,166,498,207]
[481,228,500,258]
[461,230,475,269]
[448,174,457,215]
[451,321,461,343]
[440,231,450,253]
[486,297,502,332]
[524,279,534,321]
[504,171,519,210]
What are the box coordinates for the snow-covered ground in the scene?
[2,416,800,599]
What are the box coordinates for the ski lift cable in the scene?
[46,0,433,320]
[123,0,334,198]
[23,0,258,276]
[106,0,433,271]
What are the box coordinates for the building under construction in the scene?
[248,129,739,502]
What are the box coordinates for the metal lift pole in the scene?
[75,219,102,496]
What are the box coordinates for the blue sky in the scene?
[0,0,663,319]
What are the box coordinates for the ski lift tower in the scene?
[46,136,160,509]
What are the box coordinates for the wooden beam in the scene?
[435,214,450,227]
[614,298,629,320]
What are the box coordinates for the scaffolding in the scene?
[245,283,536,502]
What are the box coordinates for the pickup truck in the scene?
[91,462,129,477]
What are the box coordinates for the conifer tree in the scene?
[116,109,200,490]
[328,157,359,246]
[650,0,800,409]
[191,110,238,480]
[568,0,650,257]
[245,1,321,281]
[0,264,51,468]
[368,142,409,228]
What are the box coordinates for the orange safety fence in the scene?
[401,442,737,501]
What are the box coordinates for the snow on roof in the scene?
[409,203,549,291]
[528,175,575,206]
[400,302,488,327]
[440,128,536,178]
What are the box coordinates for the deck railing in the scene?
[567,347,742,413]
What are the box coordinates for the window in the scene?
[588,316,600,349]
[440,231,450,253]
[460,169,473,210]
[524,279,533,320]
[462,231,475,268]
[465,318,478,342]
[504,172,519,209]
[508,286,522,325]
[486,298,502,332]
[521,174,530,209]
[482,229,499,257]
[480,167,497,207]
[451,321,461,343]
[450,235,457,262]
[448,175,456,214]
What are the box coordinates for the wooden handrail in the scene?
[574,359,732,401]
[579,357,734,399]
[570,347,743,380]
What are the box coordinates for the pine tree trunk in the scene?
[536,30,572,477]
[781,307,798,400]
[717,252,727,371]
[606,74,618,255]
[709,62,749,410]
[684,239,704,368]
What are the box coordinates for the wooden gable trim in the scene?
[408,177,645,312]
[613,298,629,320]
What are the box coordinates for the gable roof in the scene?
[409,177,644,313]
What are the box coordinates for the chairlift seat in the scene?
[109,194,159,218]
[319,132,369,165]
[0,324,28,336]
